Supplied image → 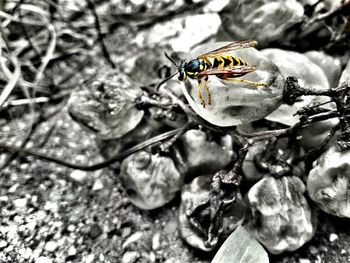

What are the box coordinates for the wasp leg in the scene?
[202,80,212,106]
[225,77,266,87]
[197,80,206,108]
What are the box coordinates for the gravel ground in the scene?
[1,108,350,263]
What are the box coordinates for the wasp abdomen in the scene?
[213,55,248,79]
[213,56,247,69]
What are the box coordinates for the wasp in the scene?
[163,40,266,108]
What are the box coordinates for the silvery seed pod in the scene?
[219,0,304,47]
[120,151,184,210]
[300,118,339,151]
[246,175,317,254]
[304,51,342,89]
[68,74,144,140]
[179,129,236,177]
[263,49,332,126]
[307,144,350,218]
[181,42,285,127]
[179,175,246,252]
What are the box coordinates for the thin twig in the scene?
[19,4,41,58]
[0,9,48,27]
[0,128,183,171]
[0,53,21,109]
[34,23,56,85]
[86,0,115,69]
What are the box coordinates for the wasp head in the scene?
[178,61,187,81]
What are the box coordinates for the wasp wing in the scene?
[197,40,257,59]
[197,65,257,78]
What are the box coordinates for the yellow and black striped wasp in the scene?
[164,40,266,108]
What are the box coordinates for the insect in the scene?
[164,40,266,108]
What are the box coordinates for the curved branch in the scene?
[0,127,183,171]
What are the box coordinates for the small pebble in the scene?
[5,244,13,252]
[0,240,8,248]
[68,246,77,256]
[164,221,177,234]
[320,245,328,252]
[149,252,156,262]
[152,232,161,250]
[13,198,27,208]
[70,170,88,182]
[92,179,104,191]
[85,254,95,263]
[44,201,59,213]
[0,196,8,202]
[341,249,346,255]
[123,231,143,249]
[8,183,19,193]
[36,257,53,263]
[89,224,102,239]
[67,224,76,232]
[20,163,29,171]
[31,195,38,206]
[122,227,132,238]
[299,259,311,263]
[329,233,338,242]
[45,241,58,252]
[309,245,318,255]
[21,247,32,259]
[122,251,140,263]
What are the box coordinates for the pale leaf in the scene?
[211,226,269,263]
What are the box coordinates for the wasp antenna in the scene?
[156,71,178,91]
[164,52,178,67]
